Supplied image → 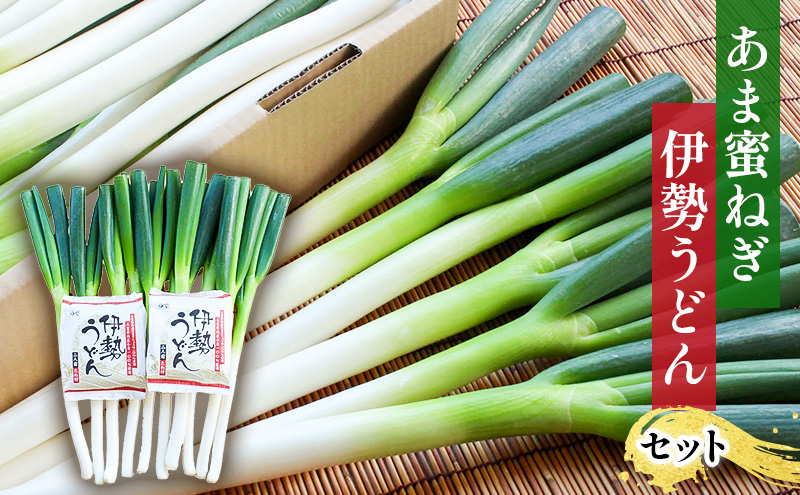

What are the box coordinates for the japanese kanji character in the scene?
[98,335,125,361]
[662,183,708,231]
[99,314,121,337]
[190,309,212,332]
[725,131,770,179]
[661,130,709,179]
[187,329,215,355]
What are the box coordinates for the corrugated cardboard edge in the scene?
[206,0,458,206]
[0,255,58,412]
[261,44,363,113]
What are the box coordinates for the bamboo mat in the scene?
[212,1,800,494]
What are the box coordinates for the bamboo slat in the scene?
[216,1,800,494]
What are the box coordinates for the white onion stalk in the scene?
[135,393,156,475]
[104,400,119,484]
[0,0,17,17]
[119,398,140,478]
[0,0,135,74]
[89,401,103,484]
[133,0,410,175]
[0,0,203,116]
[39,0,400,191]
[0,0,284,170]
[0,62,189,206]
[0,0,60,38]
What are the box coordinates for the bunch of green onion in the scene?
[19,183,128,484]
[117,162,290,479]
[16,162,289,485]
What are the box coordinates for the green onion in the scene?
[135,167,177,475]
[18,185,93,480]
[254,74,687,329]
[2,0,331,200]
[232,217,652,428]
[0,129,73,184]
[202,191,288,482]
[0,229,29,274]
[245,76,688,371]
[0,62,191,209]
[111,170,153,478]
[276,5,627,263]
[20,309,800,493]
[154,162,207,479]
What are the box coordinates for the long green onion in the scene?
[252,74,682,329]
[275,5,627,263]
[231,204,651,425]
[245,76,688,371]
[136,168,182,475]
[173,0,329,81]
[152,162,206,479]
[1,0,331,202]
[131,0,413,172]
[201,191,289,482]
[0,62,190,209]
[18,185,93,480]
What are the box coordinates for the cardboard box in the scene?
[0,0,458,413]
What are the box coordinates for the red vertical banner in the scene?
[652,102,717,410]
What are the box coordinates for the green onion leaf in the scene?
[45,185,71,292]
[68,187,86,297]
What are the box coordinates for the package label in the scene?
[59,293,147,400]
[146,289,233,394]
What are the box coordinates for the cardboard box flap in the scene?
[261,44,362,113]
